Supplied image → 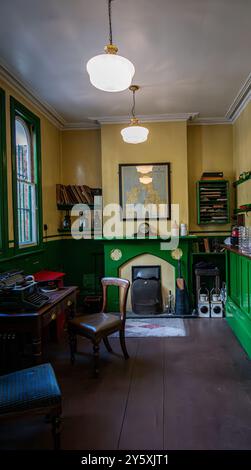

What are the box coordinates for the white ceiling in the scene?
[0,0,251,125]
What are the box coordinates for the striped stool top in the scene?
[0,363,61,415]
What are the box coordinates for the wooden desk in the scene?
[0,286,78,365]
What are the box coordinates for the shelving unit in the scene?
[56,184,102,235]
[197,180,230,225]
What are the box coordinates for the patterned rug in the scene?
[114,318,187,337]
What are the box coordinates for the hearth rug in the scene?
[113,318,187,338]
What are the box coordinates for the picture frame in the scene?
[119,162,171,220]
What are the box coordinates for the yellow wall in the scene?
[101,121,188,236]
[0,76,62,241]
[61,129,101,187]
[233,102,251,217]
[187,124,234,231]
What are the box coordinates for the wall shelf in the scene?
[192,252,225,256]
[233,174,251,187]
[57,203,96,211]
[197,180,230,225]
[234,205,251,215]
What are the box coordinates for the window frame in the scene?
[10,97,43,254]
[0,88,8,256]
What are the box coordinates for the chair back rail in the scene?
[101,277,130,322]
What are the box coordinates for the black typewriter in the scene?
[0,270,50,311]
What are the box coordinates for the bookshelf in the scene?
[191,235,226,308]
[56,184,101,208]
[197,180,230,225]
[56,184,102,234]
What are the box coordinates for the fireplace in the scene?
[131,265,163,314]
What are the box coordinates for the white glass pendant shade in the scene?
[121,124,149,144]
[87,53,135,92]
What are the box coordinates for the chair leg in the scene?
[103,336,113,353]
[119,329,129,360]
[93,342,100,377]
[68,329,76,365]
[51,415,61,450]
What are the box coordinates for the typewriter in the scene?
[0,270,50,311]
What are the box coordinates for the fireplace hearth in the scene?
[131,265,163,315]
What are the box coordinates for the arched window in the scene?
[11,98,42,250]
[15,117,36,245]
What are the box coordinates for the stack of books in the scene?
[201,172,223,181]
[56,184,101,206]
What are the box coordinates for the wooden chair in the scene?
[68,277,130,376]
[0,363,62,449]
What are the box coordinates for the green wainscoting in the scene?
[226,249,251,358]
[59,238,104,300]
[0,239,64,274]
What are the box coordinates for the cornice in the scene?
[225,72,251,122]
[92,113,199,125]
[62,121,100,130]
[0,62,65,129]
[188,116,230,126]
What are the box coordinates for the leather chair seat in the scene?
[69,312,122,337]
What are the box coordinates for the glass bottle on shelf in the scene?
[63,213,71,230]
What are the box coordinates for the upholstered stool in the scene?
[0,363,62,449]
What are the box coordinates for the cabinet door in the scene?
[247,259,251,318]
[229,252,238,304]
[240,256,249,314]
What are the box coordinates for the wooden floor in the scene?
[1,319,251,450]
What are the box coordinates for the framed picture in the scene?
[119,163,171,220]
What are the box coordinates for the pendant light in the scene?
[121,85,149,144]
[86,0,135,92]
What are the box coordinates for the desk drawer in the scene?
[42,293,76,327]
[42,305,59,327]
[62,293,76,309]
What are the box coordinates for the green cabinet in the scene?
[226,250,251,358]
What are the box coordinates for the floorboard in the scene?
[118,338,164,450]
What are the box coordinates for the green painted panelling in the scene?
[59,239,104,298]
[0,240,64,274]
[226,250,251,358]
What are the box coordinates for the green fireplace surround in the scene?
[103,237,192,312]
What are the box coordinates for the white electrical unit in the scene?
[210,302,224,318]
[198,301,210,318]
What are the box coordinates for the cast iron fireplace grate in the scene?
[131,266,163,315]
